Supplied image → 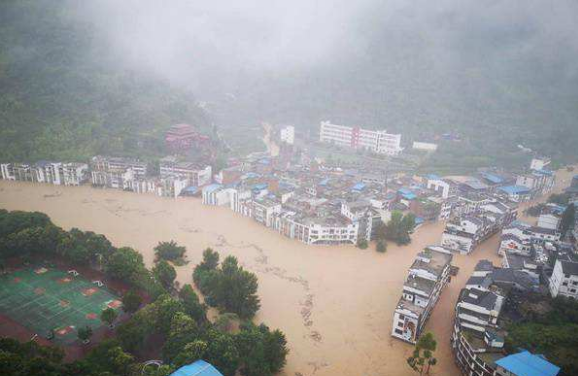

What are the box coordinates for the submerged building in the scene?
[391,246,453,343]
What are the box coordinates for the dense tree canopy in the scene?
[194,250,260,319]
[0,211,287,376]
[0,0,210,163]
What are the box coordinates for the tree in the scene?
[199,248,220,271]
[235,323,288,376]
[357,239,368,249]
[116,313,150,353]
[154,295,185,336]
[105,247,146,284]
[202,256,260,319]
[154,241,187,265]
[83,340,136,376]
[101,307,118,328]
[376,240,387,253]
[382,211,414,245]
[193,248,221,295]
[173,340,208,368]
[407,332,438,375]
[560,203,575,236]
[153,260,177,291]
[179,284,207,325]
[122,290,143,314]
[548,193,570,205]
[162,312,199,362]
[78,326,93,344]
[203,329,240,376]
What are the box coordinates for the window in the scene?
[571,289,577,293]
[395,329,403,335]
[398,321,404,328]
[563,282,568,287]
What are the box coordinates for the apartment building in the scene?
[340,200,382,242]
[159,156,212,187]
[91,156,148,177]
[452,261,507,376]
[319,121,403,156]
[392,246,453,344]
[0,162,88,186]
[549,255,578,299]
[442,215,497,254]
[279,125,295,145]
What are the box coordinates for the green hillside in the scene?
[0,0,209,162]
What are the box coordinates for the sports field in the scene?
[0,266,122,345]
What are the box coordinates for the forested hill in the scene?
[0,0,208,162]
[0,0,577,169]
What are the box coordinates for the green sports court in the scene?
[0,266,122,345]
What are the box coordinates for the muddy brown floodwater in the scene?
[0,167,574,376]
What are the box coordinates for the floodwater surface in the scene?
[0,167,573,376]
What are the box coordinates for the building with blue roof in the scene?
[170,360,224,376]
[352,182,366,191]
[481,172,504,185]
[424,173,440,181]
[397,187,417,200]
[498,185,532,202]
[495,351,560,376]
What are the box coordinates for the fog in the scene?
[80,0,578,89]
[68,0,578,142]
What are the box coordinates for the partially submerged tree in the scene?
[376,240,387,253]
[154,241,187,265]
[153,259,177,291]
[407,332,437,375]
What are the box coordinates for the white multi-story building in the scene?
[319,121,403,156]
[159,156,212,187]
[341,200,382,242]
[202,184,235,206]
[0,162,88,186]
[279,125,295,145]
[91,156,148,178]
[392,246,453,344]
[530,157,551,171]
[274,211,359,245]
[549,256,578,299]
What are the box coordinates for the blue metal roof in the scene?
[481,172,504,184]
[499,185,531,194]
[533,169,553,176]
[495,351,559,376]
[319,178,330,186]
[352,182,366,191]
[252,183,268,190]
[203,184,223,194]
[425,174,440,180]
[170,360,224,376]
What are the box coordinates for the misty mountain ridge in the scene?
[0,0,577,169]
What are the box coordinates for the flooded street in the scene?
[0,167,573,376]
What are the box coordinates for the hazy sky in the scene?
[75,0,578,131]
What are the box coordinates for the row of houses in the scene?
[0,162,89,186]
[0,155,212,199]
[424,157,555,204]
[201,180,381,245]
[90,155,212,198]
[391,246,454,344]
[441,200,518,254]
[452,260,561,376]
